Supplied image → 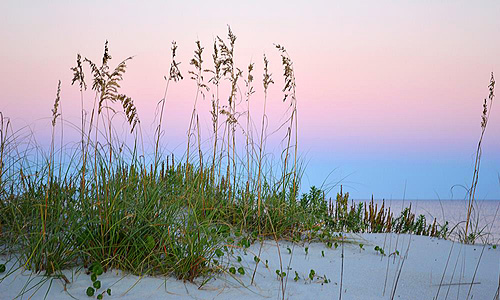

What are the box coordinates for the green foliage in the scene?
[308,269,315,280]
[296,185,448,240]
[275,269,286,278]
[0,30,455,295]
[93,280,101,290]
[215,249,224,257]
[300,186,326,217]
[84,262,111,298]
[322,275,330,284]
[237,267,245,275]
[374,246,385,256]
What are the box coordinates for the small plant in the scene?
[359,243,364,250]
[493,244,497,249]
[0,264,5,273]
[374,246,385,256]
[305,247,309,255]
[309,269,315,280]
[85,262,110,299]
[96,291,110,300]
[229,266,236,274]
[287,247,291,254]
[276,269,286,278]
[215,248,224,258]
[322,275,330,284]
[94,280,101,289]
[294,271,300,282]
[321,250,325,257]
[253,255,260,263]
[238,238,250,249]
[237,267,245,275]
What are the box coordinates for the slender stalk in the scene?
[186,40,205,177]
[44,80,61,237]
[275,44,298,199]
[257,54,273,217]
[218,26,239,203]
[465,73,495,242]
[244,62,255,198]
[71,54,88,201]
[434,241,454,300]
[155,41,183,173]
[209,40,221,181]
[466,244,486,300]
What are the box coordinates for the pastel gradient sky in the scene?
[1,0,499,199]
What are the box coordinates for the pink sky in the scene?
[1,0,499,199]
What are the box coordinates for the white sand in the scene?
[1,233,498,299]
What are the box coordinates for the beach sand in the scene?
[1,233,498,299]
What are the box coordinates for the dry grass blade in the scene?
[465,72,495,243]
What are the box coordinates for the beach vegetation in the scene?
[0,28,492,299]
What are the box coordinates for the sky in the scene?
[1,0,499,200]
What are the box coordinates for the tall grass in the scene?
[154,41,183,173]
[0,29,452,290]
[464,72,495,244]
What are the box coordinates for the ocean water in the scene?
[352,199,500,244]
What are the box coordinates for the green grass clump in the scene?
[295,185,448,241]
[0,27,453,292]
[0,28,307,283]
